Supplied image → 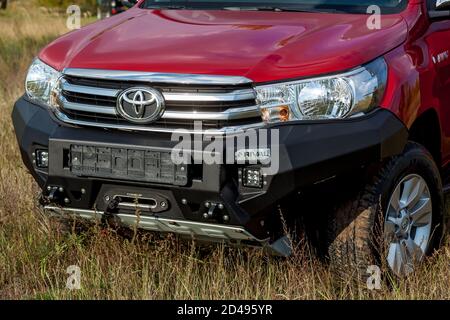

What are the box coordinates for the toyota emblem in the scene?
[117,87,165,124]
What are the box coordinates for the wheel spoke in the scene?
[384,220,397,242]
[410,197,432,227]
[400,177,424,210]
[412,226,431,251]
[389,185,402,214]
[406,237,425,262]
[387,242,407,276]
[384,220,396,234]
[386,215,401,226]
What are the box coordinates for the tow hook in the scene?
[105,197,120,215]
[203,202,218,219]
[202,202,229,222]
[47,186,59,202]
[40,186,67,205]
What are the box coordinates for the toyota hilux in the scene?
[12,0,450,277]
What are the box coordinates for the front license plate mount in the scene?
[69,145,188,186]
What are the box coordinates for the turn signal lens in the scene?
[279,106,290,122]
[261,106,290,123]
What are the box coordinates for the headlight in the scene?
[256,57,387,122]
[25,59,61,107]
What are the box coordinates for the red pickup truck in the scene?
[12,0,450,278]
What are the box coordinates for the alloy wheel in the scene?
[384,174,433,276]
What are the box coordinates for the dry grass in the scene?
[0,1,449,300]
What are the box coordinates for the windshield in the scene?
[141,0,408,14]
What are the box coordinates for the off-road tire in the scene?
[327,142,444,279]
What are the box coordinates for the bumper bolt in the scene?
[104,195,111,202]
[181,198,188,205]
[205,202,211,208]
[58,187,64,193]
[64,198,70,204]
[160,201,167,208]
[81,188,86,195]
[218,203,224,210]
[47,186,52,191]
[223,215,230,222]
[202,212,209,219]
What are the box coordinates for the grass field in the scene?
[0,1,449,300]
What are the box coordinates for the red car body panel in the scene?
[38,0,450,166]
[39,8,407,82]
[382,1,450,165]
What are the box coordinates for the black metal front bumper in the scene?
[12,96,408,247]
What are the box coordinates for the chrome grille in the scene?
[55,69,262,133]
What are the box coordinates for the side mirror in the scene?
[429,0,450,19]
[122,0,138,8]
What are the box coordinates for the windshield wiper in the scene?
[224,6,340,13]
[146,5,189,10]
[144,5,341,13]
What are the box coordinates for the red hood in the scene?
[40,7,408,83]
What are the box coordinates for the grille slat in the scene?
[56,71,262,133]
